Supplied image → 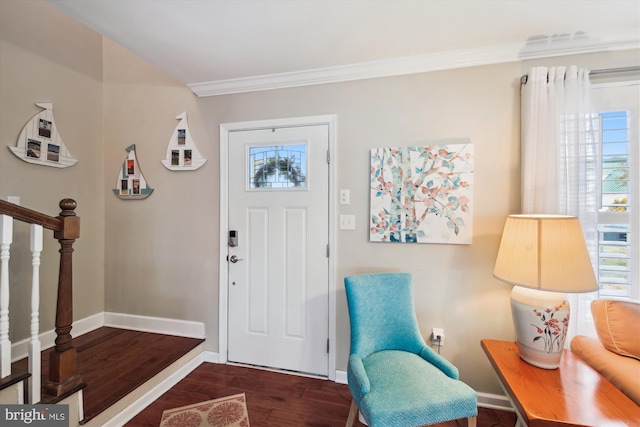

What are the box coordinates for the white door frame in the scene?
[219,114,337,380]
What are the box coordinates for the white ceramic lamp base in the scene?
[510,286,570,369]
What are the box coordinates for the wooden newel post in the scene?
[43,199,83,397]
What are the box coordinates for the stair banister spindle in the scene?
[0,214,13,378]
[29,224,43,403]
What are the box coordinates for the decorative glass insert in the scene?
[248,144,307,189]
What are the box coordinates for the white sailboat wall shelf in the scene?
[9,102,77,168]
[113,144,154,200]
[161,112,207,171]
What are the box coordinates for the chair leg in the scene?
[346,399,358,427]
[467,416,477,427]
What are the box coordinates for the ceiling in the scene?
[46,0,640,96]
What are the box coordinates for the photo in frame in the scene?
[38,118,52,138]
[120,179,129,196]
[27,139,41,158]
[132,179,140,195]
[47,143,60,162]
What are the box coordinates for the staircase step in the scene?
[40,381,87,405]
[81,343,203,426]
[0,368,30,404]
[12,327,204,425]
[0,367,30,390]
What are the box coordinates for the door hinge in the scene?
[326,243,330,258]
[327,149,330,164]
[327,338,330,354]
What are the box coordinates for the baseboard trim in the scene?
[11,312,104,362]
[104,312,205,339]
[477,392,514,412]
[334,370,513,412]
[11,312,205,361]
[203,351,221,363]
[335,369,348,384]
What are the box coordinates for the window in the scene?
[593,82,639,302]
[247,143,307,189]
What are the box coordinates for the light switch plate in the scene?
[340,189,350,205]
[339,214,355,230]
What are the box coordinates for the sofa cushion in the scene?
[571,335,640,406]
[592,299,640,360]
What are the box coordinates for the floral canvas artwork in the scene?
[370,143,473,244]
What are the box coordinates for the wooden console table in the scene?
[481,339,640,427]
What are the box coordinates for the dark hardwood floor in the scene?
[16,328,515,426]
[13,327,204,424]
[126,362,516,427]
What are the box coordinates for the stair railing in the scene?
[0,198,82,402]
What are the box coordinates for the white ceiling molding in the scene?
[188,43,519,97]
[189,36,639,97]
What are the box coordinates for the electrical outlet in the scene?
[430,327,444,346]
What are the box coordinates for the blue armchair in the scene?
[344,273,477,427]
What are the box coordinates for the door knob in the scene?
[229,255,242,263]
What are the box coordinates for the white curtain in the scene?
[521,65,600,342]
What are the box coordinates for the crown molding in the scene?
[189,35,640,97]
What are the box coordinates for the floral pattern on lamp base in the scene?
[511,286,570,369]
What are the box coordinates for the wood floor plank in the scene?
[14,328,515,426]
[13,327,204,424]
[125,362,517,427]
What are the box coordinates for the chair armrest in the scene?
[419,345,459,379]
[348,354,371,396]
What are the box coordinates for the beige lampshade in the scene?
[493,214,598,293]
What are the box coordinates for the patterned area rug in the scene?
[159,393,250,427]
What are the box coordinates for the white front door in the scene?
[227,124,329,376]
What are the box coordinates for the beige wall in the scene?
[102,39,220,339]
[201,67,522,392]
[193,50,639,394]
[2,0,638,397]
[0,0,105,338]
[100,43,639,395]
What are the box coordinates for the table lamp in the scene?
[493,214,598,369]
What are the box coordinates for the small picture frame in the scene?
[47,143,60,162]
[177,129,186,145]
[38,119,52,138]
[171,150,180,166]
[132,179,140,195]
[127,159,135,175]
[184,149,192,166]
[27,139,41,158]
[120,179,129,195]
